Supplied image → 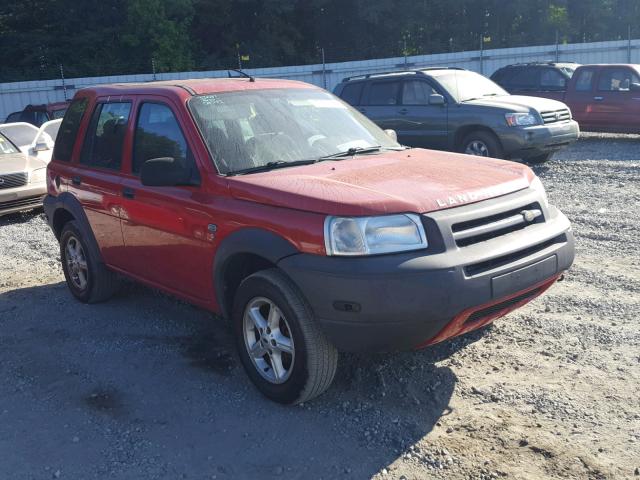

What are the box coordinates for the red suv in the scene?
[44,78,575,403]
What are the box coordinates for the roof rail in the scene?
[502,61,578,67]
[341,66,466,83]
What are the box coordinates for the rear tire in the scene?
[233,268,338,404]
[60,221,119,303]
[461,130,504,159]
[526,152,553,164]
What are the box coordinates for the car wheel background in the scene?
[233,268,338,404]
[461,131,504,159]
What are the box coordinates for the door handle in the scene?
[122,187,135,199]
[593,96,604,101]
[398,108,408,114]
[71,176,81,186]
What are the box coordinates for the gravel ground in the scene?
[1,133,638,480]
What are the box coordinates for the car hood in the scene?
[226,149,534,216]
[465,95,569,113]
[0,152,46,174]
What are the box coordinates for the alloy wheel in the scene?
[65,236,89,290]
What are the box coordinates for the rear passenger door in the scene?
[359,80,402,131]
[119,99,215,302]
[67,99,132,267]
[395,79,448,149]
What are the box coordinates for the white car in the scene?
[0,119,61,163]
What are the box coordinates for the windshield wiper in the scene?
[229,159,321,175]
[320,145,388,159]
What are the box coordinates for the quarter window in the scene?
[133,103,191,174]
[368,81,400,105]
[53,98,88,162]
[598,68,640,91]
[80,102,131,170]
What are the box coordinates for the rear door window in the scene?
[598,68,640,91]
[540,69,567,90]
[339,83,364,106]
[401,80,435,105]
[53,98,88,162]
[132,102,191,174]
[574,69,595,92]
[367,81,401,105]
[80,102,131,170]
[508,68,539,90]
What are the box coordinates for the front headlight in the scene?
[324,214,428,256]
[505,112,539,127]
[30,167,46,184]
[530,176,549,208]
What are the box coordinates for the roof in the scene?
[78,77,315,100]
[341,67,466,83]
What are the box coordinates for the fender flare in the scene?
[45,192,104,264]
[213,228,299,319]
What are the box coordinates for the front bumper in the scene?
[0,184,47,216]
[500,120,580,159]
[278,188,575,352]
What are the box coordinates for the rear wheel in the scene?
[60,221,119,303]
[526,152,554,164]
[461,131,504,159]
[233,268,338,404]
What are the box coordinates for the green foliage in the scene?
[0,0,638,82]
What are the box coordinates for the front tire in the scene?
[233,269,338,404]
[461,130,504,159]
[60,221,119,303]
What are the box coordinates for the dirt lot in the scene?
[1,133,638,480]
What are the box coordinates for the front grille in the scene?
[452,202,544,247]
[0,195,45,212]
[540,108,571,124]
[0,172,28,190]
[464,234,566,277]
[464,286,544,325]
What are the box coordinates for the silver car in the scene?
[0,132,47,216]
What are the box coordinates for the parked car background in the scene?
[0,119,61,163]
[494,63,640,133]
[490,62,580,101]
[4,102,69,127]
[0,132,48,216]
[334,68,579,163]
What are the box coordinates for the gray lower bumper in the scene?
[500,120,580,159]
[279,193,575,352]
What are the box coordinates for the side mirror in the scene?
[630,82,640,92]
[140,157,198,187]
[384,129,398,142]
[33,141,50,152]
[429,94,446,105]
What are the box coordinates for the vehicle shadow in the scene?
[0,208,44,226]
[0,281,482,479]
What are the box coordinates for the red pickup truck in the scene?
[43,78,575,403]
[494,64,640,133]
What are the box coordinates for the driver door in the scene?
[118,99,215,302]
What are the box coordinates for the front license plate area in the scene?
[491,255,557,298]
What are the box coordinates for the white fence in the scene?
[1,38,639,120]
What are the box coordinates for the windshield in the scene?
[0,133,19,155]
[433,70,508,102]
[189,88,401,175]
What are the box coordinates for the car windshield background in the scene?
[189,89,400,175]
[433,71,508,102]
[0,133,19,155]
